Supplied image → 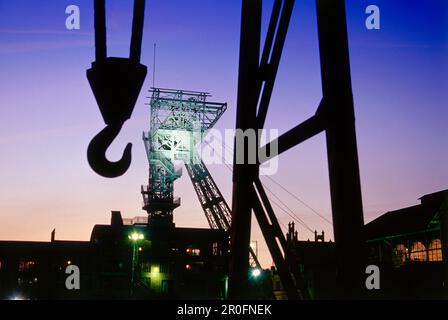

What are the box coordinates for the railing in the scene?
[123,217,148,225]
[142,197,181,206]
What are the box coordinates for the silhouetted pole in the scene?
[228,0,261,300]
[130,240,138,294]
[130,0,145,63]
[94,0,107,61]
[316,0,366,298]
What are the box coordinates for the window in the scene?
[151,264,160,274]
[428,239,443,261]
[186,248,200,256]
[393,244,408,266]
[18,261,35,271]
[410,242,427,261]
[213,242,219,256]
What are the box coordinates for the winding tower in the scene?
[141,88,228,228]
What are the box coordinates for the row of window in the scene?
[181,243,221,257]
[394,239,443,265]
[141,262,206,274]
[186,248,201,256]
[0,259,72,272]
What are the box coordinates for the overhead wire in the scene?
[202,139,314,235]
[209,134,333,226]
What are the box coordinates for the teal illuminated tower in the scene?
[141,88,230,228]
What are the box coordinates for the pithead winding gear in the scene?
[87,0,147,178]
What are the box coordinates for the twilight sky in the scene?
[0,0,447,267]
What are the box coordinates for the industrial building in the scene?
[91,212,229,299]
[364,189,447,299]
[277,189,448,299]
[1,189,446,300]
[0,211,229,300]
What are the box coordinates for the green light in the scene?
[128,232,144,241]
[129,231,145,295]
[251,268,261,277]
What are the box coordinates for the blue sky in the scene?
[0,0,447,266]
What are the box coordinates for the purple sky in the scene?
[0,0,447,266]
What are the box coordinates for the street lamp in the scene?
[128,231,144,294]
[129,232,144,241]
[251,268,261,278]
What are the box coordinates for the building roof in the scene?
[365,189,448,240]
[90,223,226,244]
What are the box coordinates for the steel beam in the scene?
[257,0,295,128]
[230,0,366,300]
[228,0,262,300]
[316,0,366,298]
[254,178,310,299]
[259,114,325,162]
[251,186,300,300]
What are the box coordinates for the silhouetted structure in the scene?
[279,189,448,299]
[365,189,448,299]
[284,223,337,299]
[0,240,97,299]
[0,211,228,300]
[92,211,228,299]
[229,0,365,299]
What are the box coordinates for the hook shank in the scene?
[94,0,107,61]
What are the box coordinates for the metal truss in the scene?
[185,159,261,268]
[229,0,366,300]
[186,159,232,231]
[142,87,227,218]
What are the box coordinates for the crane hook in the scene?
[86,0,147,178]
[87,122,132,178]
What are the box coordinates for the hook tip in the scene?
[87,125,133,178]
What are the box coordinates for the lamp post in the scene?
[128,232,144,295]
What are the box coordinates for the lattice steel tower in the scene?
[141,88,230,228]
